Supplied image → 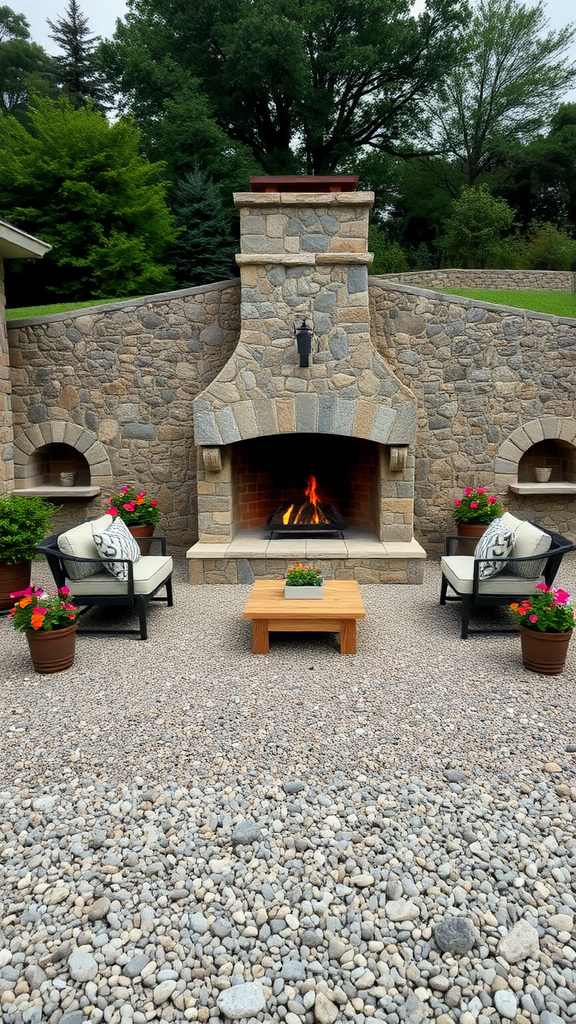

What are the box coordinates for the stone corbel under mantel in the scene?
[202,447,223,473]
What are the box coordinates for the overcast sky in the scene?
[13,0,576,103]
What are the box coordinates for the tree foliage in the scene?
[100,0,469,175]
[0,5,54,114]
[0,97,177,301]
[430,0,576,185]
[47,0,109,109]
[439,184,515,267]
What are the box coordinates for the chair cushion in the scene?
[92,517,141,581]
[68,555,173,597]
[473,518,516,579]
[58,514,114,580]
[441,556,544,596]
[510,520,552,578]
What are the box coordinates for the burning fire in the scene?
[305,475,323,524]
[281,476,330,525]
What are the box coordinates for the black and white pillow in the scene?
[473,518,516,580]
[92,517,141,581]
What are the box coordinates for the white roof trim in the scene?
[0,220,51,259]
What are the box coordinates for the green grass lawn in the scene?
[5,296,139,321]
[440,288,576,318]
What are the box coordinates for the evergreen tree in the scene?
[0,96,177,301]
[170,169,238,287]
[47,0,108,109]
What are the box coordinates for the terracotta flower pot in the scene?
[25,622,77,674]
[456,522,488,556]
[520,624,572,675]
[0,560,32,612]
[128,524,154,555]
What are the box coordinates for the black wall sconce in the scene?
[294,317,315,368]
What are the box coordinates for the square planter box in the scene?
[284,583,324,599]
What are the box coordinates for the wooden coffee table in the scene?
[243,580,365,654]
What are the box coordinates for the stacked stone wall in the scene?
[381,269,575,292]
[0,261,15,490]
[7,275,576,554]
[370,281,576,553]
[7,282,240,544]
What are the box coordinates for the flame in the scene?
[305,476,322,524]
[282,503,294,525]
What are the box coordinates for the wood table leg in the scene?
[252,619,269,654]
[339,619,356,654]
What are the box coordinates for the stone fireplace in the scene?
[187,176,426,584]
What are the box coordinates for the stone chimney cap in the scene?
[250,175,358,193]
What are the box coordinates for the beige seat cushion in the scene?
[441,556,544,596]
[68,555,172,597]
[58,514,114,580]
[500,512,552,578]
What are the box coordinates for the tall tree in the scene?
[99,0,469,175]
[0,96,177,301]
[430,0,576,186]
[47,0,109,109]
[0,5,54,114]
[170,168,238,287]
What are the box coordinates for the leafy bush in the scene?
[0,494,60,564]
[520,223,576,271]
[438,185,514,268]
[368,226,410,274]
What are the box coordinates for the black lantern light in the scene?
[294,317,314,368]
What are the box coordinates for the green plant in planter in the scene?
[285,562,323,587]
[0,493,60,564]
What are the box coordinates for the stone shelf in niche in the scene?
[509,482,576,495]
[13,485,101,498]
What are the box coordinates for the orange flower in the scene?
[18,595,32,608]
[31,613,45,630]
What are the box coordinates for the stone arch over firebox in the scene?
[13,421,112,488]
[495,416,576,491]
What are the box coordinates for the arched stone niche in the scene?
[12,421,112,492]
[495,417,576,499]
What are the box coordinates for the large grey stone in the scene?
[216,982,266,1019]
[231,821,261,846]
[434,916,479,954]
[67,952,98,982]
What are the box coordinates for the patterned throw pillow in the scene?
[473,518,516,580]
[92,517,141,581]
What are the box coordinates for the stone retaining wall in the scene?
[370,281,576,551]
[7,282,240,544]
[381,269,575,292]
[0,262,14,491]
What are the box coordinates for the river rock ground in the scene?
[1,556,575,1024]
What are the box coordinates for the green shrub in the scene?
[368,226,410,274]
[0,494,60,564]
[520,223,576,271]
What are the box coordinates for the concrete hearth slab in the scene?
[186,529,426,584]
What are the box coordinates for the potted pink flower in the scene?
[107,485,160,553]
[511,583,575,675]
[452,486,504,549]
